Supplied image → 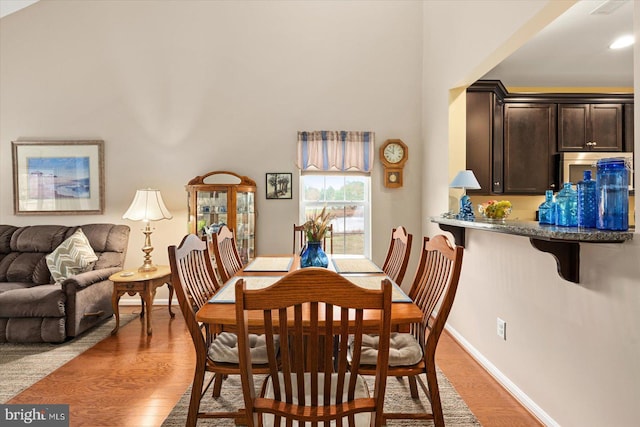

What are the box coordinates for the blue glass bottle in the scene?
[596,157,629,231]
[577,170,597,228]
[538,190,556,225]
[555,182,578,227]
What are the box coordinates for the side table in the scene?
[109,265,175,335]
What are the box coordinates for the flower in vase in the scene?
[303,207,332,242]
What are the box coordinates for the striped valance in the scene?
[297,131,375,172]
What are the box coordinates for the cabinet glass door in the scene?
[196,190,228,236]
[235,191,255,263]
[235,191,255,264]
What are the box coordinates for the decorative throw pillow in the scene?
[46,228,98,283]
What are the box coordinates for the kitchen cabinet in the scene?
[503,103,558,194]
[558,103,623,151]
[466,81,506,194]
[186,171,256,265]
[624,104,634,152]
[466,80,633,196]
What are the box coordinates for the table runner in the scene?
[243,256,294,272]
[209,275,410,303]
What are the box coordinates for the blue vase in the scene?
[555,182,578,227]
[596,157,629,231]
[300,241,329,268]
[577,170,597,228]
[538,190,557,225]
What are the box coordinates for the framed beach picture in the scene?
[266,173,292,199]
[12,140,105,215]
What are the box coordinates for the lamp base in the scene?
[138,263,158,273]
[138,223,157,273]
[457,195,475,221]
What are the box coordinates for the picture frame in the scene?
[266,173,292,199]
[12,140,105,215]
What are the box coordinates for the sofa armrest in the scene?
[61,267,122,292]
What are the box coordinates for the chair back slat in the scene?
[407,235,463,354]
[212,225,244,283]
[235,268,391,426]
[382,226,413,286]
[169,235,222,350]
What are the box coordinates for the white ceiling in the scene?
[0,0,39,19]
[482,0,634,88]
[0,0,634,88]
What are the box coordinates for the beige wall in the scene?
[0,0,424,292]
[2,1,639,426]
[423,1,640,426]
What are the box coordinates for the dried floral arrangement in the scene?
[304,207,332,242]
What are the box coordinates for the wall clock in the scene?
[380,139,408,188]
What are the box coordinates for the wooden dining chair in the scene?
[381,226,413,286]
[168,234,271,427]
[212,225,244,283]
[354,234,463,426]
[292,223,333,255]
[235,268,392,427]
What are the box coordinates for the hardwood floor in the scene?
[8,306,542,426]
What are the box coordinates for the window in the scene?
[299,173,370,257]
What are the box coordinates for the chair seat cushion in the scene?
[208,331,277,364]
[352,332,423,367]
[261,372,371,426]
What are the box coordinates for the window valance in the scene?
[297,131,375,173]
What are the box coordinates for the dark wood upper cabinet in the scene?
[624,104,634,152]
[466,82,505,194]
[558,103,623,151]
[503,103,557,194]
[466,80,633,196]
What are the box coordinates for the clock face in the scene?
[383,143,405,164]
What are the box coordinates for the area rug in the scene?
[0,314,137,403]
[162,370,481,426]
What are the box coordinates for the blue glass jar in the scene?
[596,157,629,231]
[538,190,556,225]
[300,241,329,268]
[555,182,578,227]
[577,170,597,228]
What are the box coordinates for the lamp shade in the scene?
[449,170,481,190]
[122,189,173,222]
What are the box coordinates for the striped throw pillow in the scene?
[46,228,98,283]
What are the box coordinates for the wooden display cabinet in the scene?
[186,171,256,265]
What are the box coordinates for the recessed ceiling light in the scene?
[609,35,634,49]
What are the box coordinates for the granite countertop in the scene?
[431,216,634,243]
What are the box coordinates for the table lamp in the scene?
[449,170,480,221]
[123,188,173,272]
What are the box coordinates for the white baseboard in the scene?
[444,324,559,427]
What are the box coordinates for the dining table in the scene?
[196,254,423,332]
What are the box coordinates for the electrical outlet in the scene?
[497,318,507,340]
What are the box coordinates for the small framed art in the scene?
[266,173,292,199]
[12,140,105,215]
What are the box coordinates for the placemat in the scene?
[209,276,283,303]
[243,257,294,272]
[209,275,410,303]
[332,258,383,274]
[347,276,411,302]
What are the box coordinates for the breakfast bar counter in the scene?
[431,216,634,284]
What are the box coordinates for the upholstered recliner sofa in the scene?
[0,224,129,343]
